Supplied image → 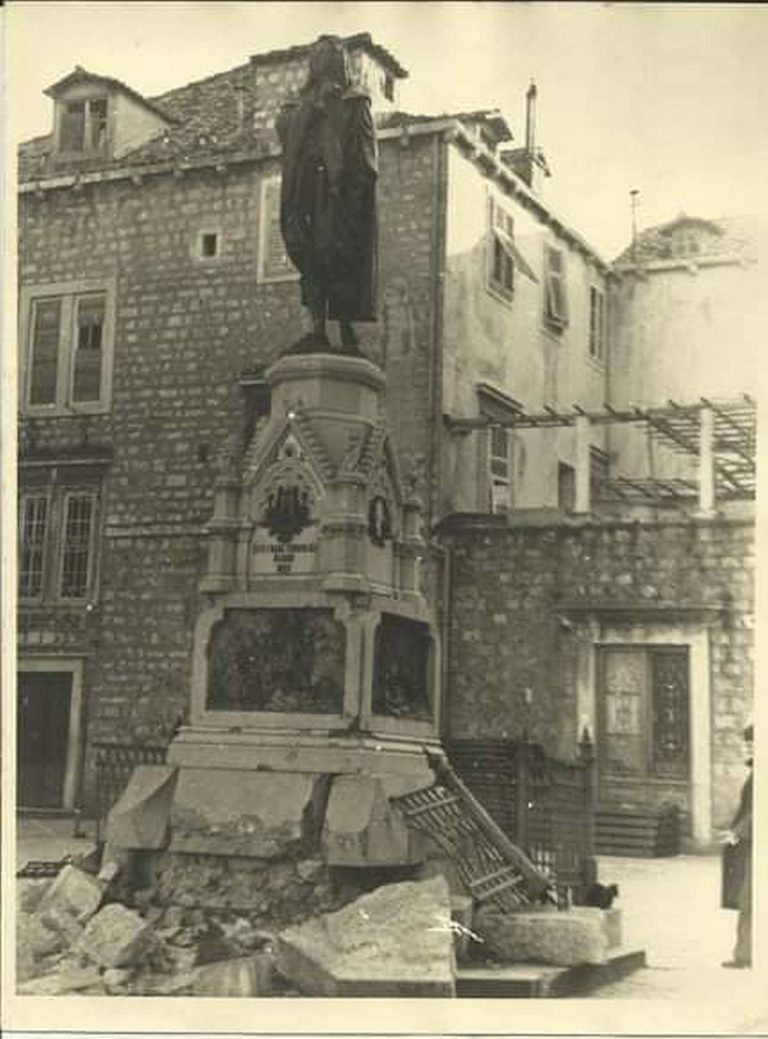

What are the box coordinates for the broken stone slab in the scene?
[76,903,162,969]
[37,864,104,924]
[17,965,103,996]
[106,764,178,850]
[102,966,136,993]
[131,970,196,996]
[17,878,53,915]
[17,913,67,963]
[475,904,610,967]
[170,769,323,858]
[192,954,274,997]
[37,906,85,948]
[276,874,456,997]
[322,774,427,867]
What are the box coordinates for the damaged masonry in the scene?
[16,26,756,1000]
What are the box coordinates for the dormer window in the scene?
[59,97,109,153]
[45,68,174,163]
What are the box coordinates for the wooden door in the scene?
[17,671,72,808]
[596,645,690,784]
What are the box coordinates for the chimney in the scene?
[500,80,551,195]
[525,81,537,155]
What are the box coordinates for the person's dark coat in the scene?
[276,85,377,323]
[722,770,752,910]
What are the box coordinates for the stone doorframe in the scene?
[572,616,713,845]
[17,656,85,811]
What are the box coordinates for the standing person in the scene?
[277,35,378,353]
[722,722,753,968]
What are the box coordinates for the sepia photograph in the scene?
[2,1,766,1033]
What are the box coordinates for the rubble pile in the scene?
[16,855,459,997]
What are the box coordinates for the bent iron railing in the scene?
[444,733,597,895]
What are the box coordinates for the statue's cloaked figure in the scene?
[276,35,378,352]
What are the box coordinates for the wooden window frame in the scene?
[487,196,516,303]
[20,280,116,417]
[18,485,100,606]
[57,490,98,602]
[257,174,299,285]
[488,425,512,513]
[19,493,51,603]
[589,284,606,363]
[543,244,568,330]
[56,95,110,156]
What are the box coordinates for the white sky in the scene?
[5,1,768,258]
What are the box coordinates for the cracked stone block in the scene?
[322,774,426,866]
[192,954,274,996]
[276,875,456,997]
[37,865,104,925]
[475,904,610,966]
[17,878,53,915]
[17,913,65,965]
[17,966,103,996]
[37,907,85,948]
[170,769,322,857]
[76,903,161,969]
[106,765,178,850]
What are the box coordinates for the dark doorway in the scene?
[17,671,72,808]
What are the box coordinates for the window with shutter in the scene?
[544,245,568,328]
[258,176,298,283]
[487,197,515,301]
[589,285,606,361]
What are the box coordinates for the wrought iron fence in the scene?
[91,741,168,842]
[444,733,597,895]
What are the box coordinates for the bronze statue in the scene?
[277,36,378,352]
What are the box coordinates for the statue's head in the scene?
[306,35,350,91]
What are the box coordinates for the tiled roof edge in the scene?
[249,31,408,79]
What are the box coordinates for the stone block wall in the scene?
[442,513,754,830]
[18,130,442,807]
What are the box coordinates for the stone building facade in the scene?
[16,33,754,844]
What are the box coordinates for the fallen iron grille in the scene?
[391,783,535,911]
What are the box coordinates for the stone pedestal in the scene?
[158,350,441,871]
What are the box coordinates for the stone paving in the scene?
[591,853,764,1018]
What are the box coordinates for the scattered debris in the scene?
[76,903,164,969]
[37,864,104,925]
